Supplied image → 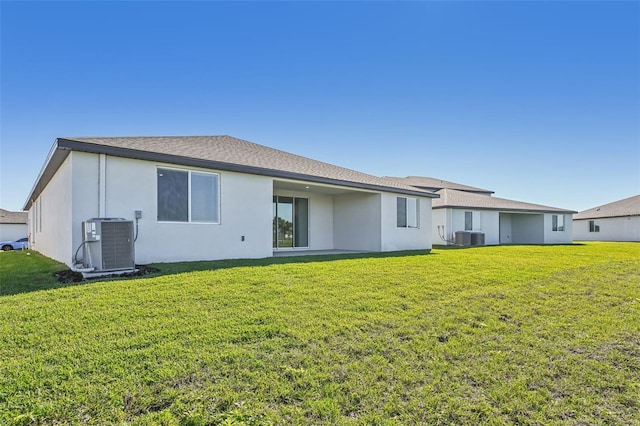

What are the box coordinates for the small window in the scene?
[464,211,473,231]
[589,220,600,233]
[552,214,565,232]
[397,197,419,228]
[157,168,220,223]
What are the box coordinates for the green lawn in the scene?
[0,243,638,425]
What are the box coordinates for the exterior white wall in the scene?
[431,208,449,245]
[28,153,74,265]
[71,152,101,264]
[480,211,499,245]
[333,192,382,251]
[0,224,28,242]
[443,208,499,245]
[573,216,640,242]
[511,214,544,244]
[99,155,274,264]
[434,209,574,246]
[273,189,335,251]
[499,213,512,244]
[30,151,441,266]
[543,213,573,244]
[380,193,432,251]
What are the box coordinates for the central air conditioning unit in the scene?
[82,218,135,272]
[455,231,471,246]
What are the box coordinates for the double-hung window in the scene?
[157,168,220,223]
[397,197,419,228]
[589,220,600,233]
[552,214,565,232]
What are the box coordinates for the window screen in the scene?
[397,197,407,227]
[191,172,219,222]
[465,212,473,231]
[552,214,565,231]
[397,197,418,228]
[157,168,188,222]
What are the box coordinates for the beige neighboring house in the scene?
[0,208,28,242]
[573,195,640,242]
[24,136,438,269]
[385,176,576,246]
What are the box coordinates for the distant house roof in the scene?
[0,208,27,224]
[24,136,437,209]
[573,195,640,220]
[433,189,576,214]
[384,176,494,194]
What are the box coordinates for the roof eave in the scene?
[32,138,438,200]
[415,185,494,195]
[574,213,639,220]
[433,205,577,214]
[23,139,72,211]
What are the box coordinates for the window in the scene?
[464,211,473,231]
[552,214,565,231]
[397,197,419,228]
[157,168,220,223]
[589,220,600,232]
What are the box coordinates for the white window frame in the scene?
[464,211,473,231]
[157,167,221,224]
[397,197,419,229]
[589,220,600,233]
[552,214,565,232]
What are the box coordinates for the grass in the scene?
[0,251,67,295]
[0,243,638,425]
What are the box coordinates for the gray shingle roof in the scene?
[0,209,28,224]
[25,136,437,209]
[383,176,494,194]
[433,189,576,213]
[573,195,640,220]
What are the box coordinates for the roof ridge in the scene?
[67,136,429,194]
[25,135,439,209]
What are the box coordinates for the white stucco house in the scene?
[0,208,28,242]
[24,136,438,268]
[385,176,576,245]
[573,195,640,242]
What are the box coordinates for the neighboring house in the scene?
[385,176,576,245]
[24,136,438,268]
[573,195,640,242]
[0,208,28,242]
[385,176,495,195]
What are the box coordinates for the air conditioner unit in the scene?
[83,218,135,272]
[454,231,471,246]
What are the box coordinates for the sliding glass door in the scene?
[273,196,309,248]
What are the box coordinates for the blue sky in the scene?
[1,1,638,212]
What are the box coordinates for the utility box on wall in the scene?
[83,218,135,272]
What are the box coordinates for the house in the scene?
[573,195,640,242]
[24,136,438,268]
[385,176,576,245]
[0,208,28,242]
